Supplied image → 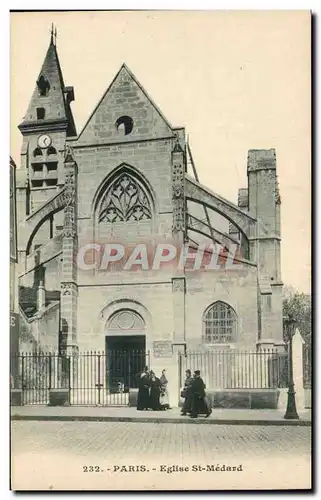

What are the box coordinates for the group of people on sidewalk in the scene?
[136,366,212,418]
[181,369,212,418]
[136,367,171,411]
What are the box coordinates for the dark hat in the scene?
[194,370,200,375]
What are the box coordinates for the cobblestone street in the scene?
[11,421,311,490]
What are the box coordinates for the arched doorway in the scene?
[105,309,147,393]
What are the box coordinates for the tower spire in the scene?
[50,23,57,46]
[18,28,76,137]
[50,23,54,45]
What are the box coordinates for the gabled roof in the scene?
[76,63,173,145]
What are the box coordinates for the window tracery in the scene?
[99,173,152,223]
[203,301,237,343]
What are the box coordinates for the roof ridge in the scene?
[120,63,172,129]
[77,63,172,141]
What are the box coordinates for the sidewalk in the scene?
[11,405,312,426]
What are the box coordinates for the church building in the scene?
[15,33,284,403]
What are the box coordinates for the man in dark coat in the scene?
[137,366,150,411]
[190,370,212,418]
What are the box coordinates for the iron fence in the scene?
[179,349,289,390]
[11,346,308,406]
[11,350,150,406]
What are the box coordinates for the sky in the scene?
[10,10,311,293]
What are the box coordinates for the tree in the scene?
[283,286,311,344]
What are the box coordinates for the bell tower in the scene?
[18,26,76,213]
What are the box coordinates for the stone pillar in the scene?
[278,329,305,412]
[171,137,186,245]
[37,280,46,311]
[169,136,187,407]
[247,149,283,345]
[60,145,78,356]
[257,280,275,346]
[278,388,288,411]
[16,141,29,220]
[229,188,248,248]
[292,328,306,411]
[32,315,41,345]
[170,345,182,407]
[171,278,186,406]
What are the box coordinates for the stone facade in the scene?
[15,36,284,381]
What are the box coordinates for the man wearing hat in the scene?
[190,370,212,418]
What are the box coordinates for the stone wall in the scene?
[185,265,259,349]
[15,53,285,360]
[77,282,173,352]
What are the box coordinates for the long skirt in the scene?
[150,387,161,410]
[190,394,210,417]
[182,391,192,413]
[160,389,170,410]
[137,386,150,410]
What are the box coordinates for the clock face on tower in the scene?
[38,134,52,149]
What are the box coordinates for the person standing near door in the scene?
[136,366,150,411]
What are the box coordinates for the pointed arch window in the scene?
[33,147,43,158]
[47,146,57,156]
[203,301,237,343]
[98,171,152,223]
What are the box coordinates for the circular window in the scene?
[117,311,135,330]
[115,116,134,135]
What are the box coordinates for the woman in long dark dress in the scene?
[181,369,193,415]
[137,367,150,411]
[190,370,212,418]
[149,371,162,411]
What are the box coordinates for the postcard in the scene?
[10,10,311,491]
